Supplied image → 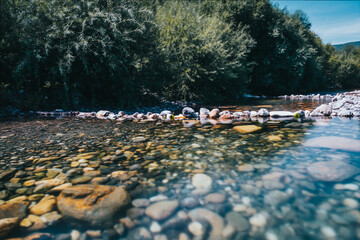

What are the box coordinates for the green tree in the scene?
[154,0,255,102]
[13,0,153,108]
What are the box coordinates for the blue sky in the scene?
[271,1,360,44]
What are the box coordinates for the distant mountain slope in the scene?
[333,41,360,50]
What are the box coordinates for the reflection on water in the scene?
[212,97,331,112]
[0,99,359,240]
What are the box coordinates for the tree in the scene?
[13,0,153,108]
[154,0,255,102]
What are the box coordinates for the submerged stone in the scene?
[192,173,212,193]
[188,208,224,239]
[57,185,130,227]
[233,125,261,134]
[225,211,249,232]
[145,200,179,220]
[307,161,360,182]
[304,136,360,152]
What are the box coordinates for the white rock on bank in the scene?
[269,111,294,118]
[258,108,269,117]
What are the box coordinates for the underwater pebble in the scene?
[250,213,267,227]
[321,226,337,238]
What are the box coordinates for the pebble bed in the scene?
[0,92,359,240]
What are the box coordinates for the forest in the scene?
[1,0,359,110]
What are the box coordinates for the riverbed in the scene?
[0,97,359,240]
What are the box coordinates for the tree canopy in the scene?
[1,0,359,110]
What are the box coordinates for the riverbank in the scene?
[32,90,360,124]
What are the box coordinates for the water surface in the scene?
[0,98,359,240]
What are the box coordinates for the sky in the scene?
[271,1,360,45]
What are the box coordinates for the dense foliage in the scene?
[1,0,359,110]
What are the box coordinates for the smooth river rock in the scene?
[192,173,212,193]
[225,211,249,232]
[188,208,224,239]
[233,125,262,134]
[57,185,130,227]
[307,161,360,182]
[269,111,294,117]
[0,201,28,238]
[145,200,179,220]
[303,136,360,152]
[30,195,56,215]
[0,217,19,238]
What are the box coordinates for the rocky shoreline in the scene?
[33,90,360,124]
[0,90,359,240]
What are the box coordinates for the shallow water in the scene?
[0,98,359,240]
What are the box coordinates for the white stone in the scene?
[321,226,336,238]
[200,108,210,116]
[343,198,359,209]
[149,194,168,202]
[188,221,205,236]
[241,196,251,205]
[250,111,258,117]
[334,184,359,191]
[249,213,267,227]
[192,174,212,192]
[222,224,236,238]
[265,231,279,240]
[150,221,162,233]
[269,111,294,117]
[71,230,81,240]
[258,108,269,117]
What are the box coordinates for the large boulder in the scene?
[304,136,360,152]
[57,185,130,228]
[307,161,360,182]
[310,104,332,116]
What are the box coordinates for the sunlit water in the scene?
[0,98,359,240]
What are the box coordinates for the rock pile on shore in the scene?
[71,90,360,124]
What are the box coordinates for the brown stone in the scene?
[24,233,53,240]
[233,125,261,134]
[30,195,56,215]
[0,201,28,220]
[267,135,282,141]
[219,114,233,121]
[0,217,19,238]
[57,185,130,227]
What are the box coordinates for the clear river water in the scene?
[0,97,359,240]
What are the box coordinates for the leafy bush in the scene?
[154,1,255,102]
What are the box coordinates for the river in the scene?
[0,97,359,240]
